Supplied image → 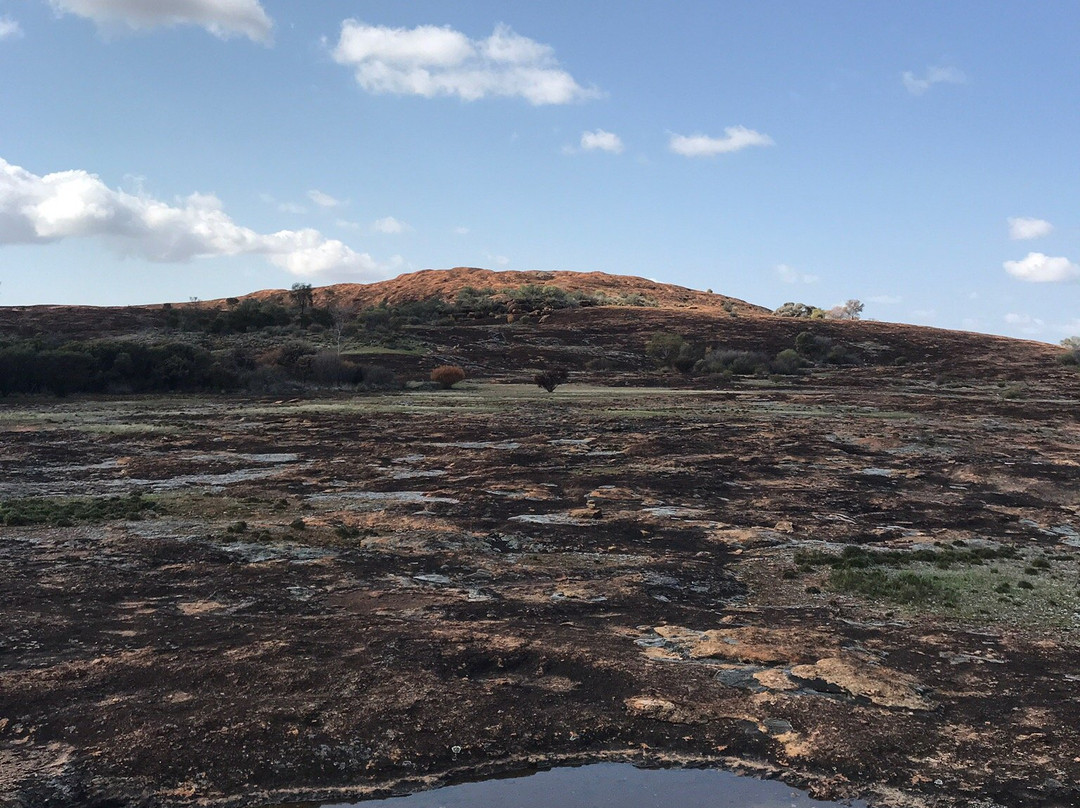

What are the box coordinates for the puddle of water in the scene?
[316,763,865,807]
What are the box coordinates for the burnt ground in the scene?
[2,371,1079,808]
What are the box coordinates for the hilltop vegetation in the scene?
[0,268,1073,397]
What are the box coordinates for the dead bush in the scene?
[431,365,466,389]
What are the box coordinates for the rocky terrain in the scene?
[1,269,1078,807]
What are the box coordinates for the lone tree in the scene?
[827,299,864,320]
[534,367,569,392]
[290,283,314,316]
[431,365,466,389]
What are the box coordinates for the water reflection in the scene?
[320,763,866,808]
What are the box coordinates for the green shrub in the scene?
[0,493,158,526]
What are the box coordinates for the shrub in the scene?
[695,349,769,376]
[774,302,826,318]
[431,365,466,389]
[794,331,832,359]
[534,367,569,392]
[646,332,687,368]
[771,348,805,375]
[311,351,364,387]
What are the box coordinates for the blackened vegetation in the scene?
[534,367,569,392]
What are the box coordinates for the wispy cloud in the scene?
[775,264,818,285]
[373,216,409,234]
[0,157,389,278]
[0,16,23,40]
[669,126,774,157]
[866,294,902,304]
[901,65,966,96]
[1008,217,1053,240]
[330,20,599,105]
[308,189,342,208]
[453,226,470,236]
[48,0,273,43]
[580,129,623,154]
[1004,252,1080,283]
[1004,312,1047,335]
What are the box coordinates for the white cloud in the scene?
[49,0,273,43]
[866,294,902,304]
[307,189,342,208]
[453,226,470,235]
[1004,252,1080,283]
[669,126,774,157]
[0,157,388,278]
[1008,217,1053,240]
[902,65,966,95]
[330,20,598,105]
[277,202,306,214]
[580,129,623,154]
[372,216,408,234]
[775,264,819,284]
[0,16,23,40]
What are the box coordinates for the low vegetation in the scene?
[534,367,569,392]
[0,492,159,526]
[431,365,466,389]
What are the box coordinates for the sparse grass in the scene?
[0,492,159,526]
[815,550,1079,629]
[795,543,1020,570]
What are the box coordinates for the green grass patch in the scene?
[830,567,956,607]
[0,492,160,526]
[795,543,1019,570]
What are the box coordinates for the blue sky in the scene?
[0,1,1078,341]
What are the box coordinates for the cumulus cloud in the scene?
[330,20,598,104]
[901,65,966,95]
[48,0,273,43]
[307,189,342,208]
[1003,252,1080,283]
[1008,217,1053,240]
[669,127,774,157]
[775,264,818,284]
[372,216,408,234]
[0,157,387,278]
[0,16,23,40]
[580,129,623,154]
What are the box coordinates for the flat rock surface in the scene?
[1,377,1079,808]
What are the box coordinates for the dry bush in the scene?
[431,365,466,389]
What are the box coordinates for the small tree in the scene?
[431,365,466,389]
[534,367,569,392]
[290,283,314,316]
[827,299,864,320]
